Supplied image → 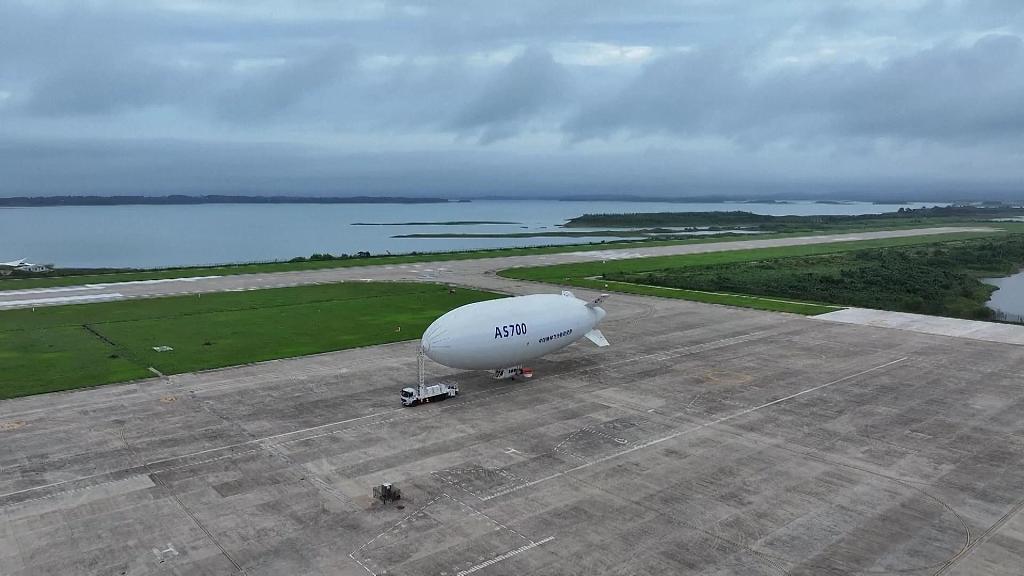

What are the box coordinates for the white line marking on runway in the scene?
[0,276,223,297]
[0,293,124,307]
[89,275,223,287]
[0,285,100,295]
[257,409,406,443]
[482,356,909,500]
[456,537,555,576]
[349,493,447,576]
[348,493,549,576]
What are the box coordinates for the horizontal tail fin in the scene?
[587,294,610,308]
[584,329,609,347]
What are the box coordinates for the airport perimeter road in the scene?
[0,227,996,309]
[3,290,1023,575]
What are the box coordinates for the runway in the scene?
[0,227,994,309]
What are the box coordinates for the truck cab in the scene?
[400,387,417,406]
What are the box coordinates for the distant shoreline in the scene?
[0,196,954,207]
[0,195,453,207]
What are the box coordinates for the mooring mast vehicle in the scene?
[400,351,459,406]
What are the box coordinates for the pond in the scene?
[984,271,1024,322]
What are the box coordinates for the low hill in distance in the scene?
[565,205,1024,229]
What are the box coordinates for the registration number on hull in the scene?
[494,323,527,338]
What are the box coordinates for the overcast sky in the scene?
[1,0,1022,198]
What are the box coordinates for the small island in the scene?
[353,221,519,226]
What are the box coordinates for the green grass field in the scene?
[0,282,502,399]
[499,231,1002,314]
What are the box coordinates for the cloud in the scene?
[565,33,1024,146]
[0,0,1023,196]
[450,48,570,143]
[214,44,357,122]
[25,61,195,116]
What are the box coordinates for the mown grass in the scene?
[499,231,1002,315]
[572,278,838,315]
[0,327,153,398]
[0,282,502,399]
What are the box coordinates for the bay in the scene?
[0,200,936,268]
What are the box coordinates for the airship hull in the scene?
[421,292,606,370]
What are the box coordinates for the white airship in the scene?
[421,290,609,378]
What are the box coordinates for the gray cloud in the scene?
[450,48,570,143]
[213,44,357,122]
[25,61,192,116]
[0,0,1022,197]
[566,34,1024,145]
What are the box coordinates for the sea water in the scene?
[0,200,938,268]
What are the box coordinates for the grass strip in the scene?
[579,278,839,315]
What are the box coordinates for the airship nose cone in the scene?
[421,317,448,359]
[421,326,436,353]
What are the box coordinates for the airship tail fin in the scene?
[586,294,610,308]
[585,329,610,347]
[561,290,576,298]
